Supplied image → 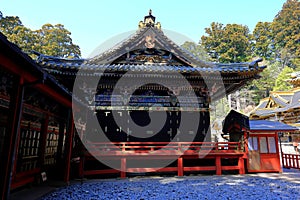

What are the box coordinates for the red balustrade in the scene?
[81,141,246,178]
[282,153,300,169]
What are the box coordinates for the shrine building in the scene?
[0,11,267,199]
[35,11,265,143]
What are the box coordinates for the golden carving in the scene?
[138,21,145,29]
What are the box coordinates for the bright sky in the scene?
[1,0,287,58]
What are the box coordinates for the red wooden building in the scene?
[223,110,298,173]
[247,120,297,172]
[0,32,80,199]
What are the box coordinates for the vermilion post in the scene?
[216,156,221,175]
[238,157,245,174]
[177,157,183,176]
[120,158,126,178]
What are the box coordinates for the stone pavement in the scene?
[10,169,300,200]
[249,168,300,184]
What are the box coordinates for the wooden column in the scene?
[275,132,283,172]
[78,154,84,179]
[120,158,126,178]
[238,157,245,174]
[216,156,221,175]
[0,77,24,200]
[56,121,65,166]
[243,129,248,153]
[64,110,75,184]
[177,157,183,176]
[38,115,49,168]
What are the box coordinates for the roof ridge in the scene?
[87,27,149,64]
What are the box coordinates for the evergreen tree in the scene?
[181,41,210,61]
[272,0,300,68]
[201,22,251,63]
[36,24,81,58]
[0,12,81,58]
[250,61,282,103]
[273,66,294,91]
[252,22,274,60]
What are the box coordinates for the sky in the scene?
[1,0,287,58]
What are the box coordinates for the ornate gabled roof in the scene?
[250,88,300,120]
[270,93,289,107]
[34,11,266,102]
[87,24,212,67]
[35,11,265,73]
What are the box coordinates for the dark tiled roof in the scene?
[36,55,266,75]
[39,61,264,73]
[34,24,266,76]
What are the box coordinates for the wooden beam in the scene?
[64,111,75,184]
[0,77,24,200]
[0,54,72,108]
[35,84,72,108]
[0,54,37,83]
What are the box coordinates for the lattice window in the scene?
[18,126,40,172]
[44,129,59,166]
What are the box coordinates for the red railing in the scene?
[85,141,243,156]
[81,142,246,177]
[282,153,300,169]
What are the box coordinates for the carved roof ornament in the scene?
[145,9,155,25]
[145,35,155,49]
[288,72,300,88]
[138,9,161,29]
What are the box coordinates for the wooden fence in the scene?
[282,153,300,169]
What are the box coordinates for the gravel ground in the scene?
[40,170,300,200]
